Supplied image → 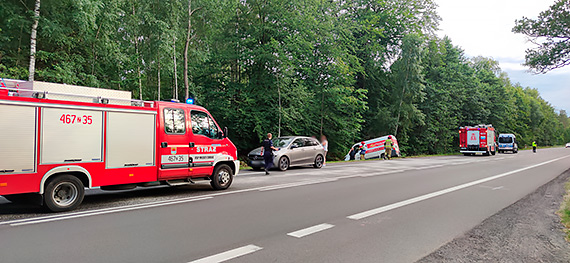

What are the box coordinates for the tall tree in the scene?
[392,34,425,138]
[513,0,570,73]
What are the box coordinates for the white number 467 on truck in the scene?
[0,80,239,212]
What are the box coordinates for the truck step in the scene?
[166,178,195,186]
[138,181,161,187]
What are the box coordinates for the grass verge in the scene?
[558,178,570,241]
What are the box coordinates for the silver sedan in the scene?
[247,136,326,171]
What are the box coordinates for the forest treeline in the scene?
[1,0,569,158]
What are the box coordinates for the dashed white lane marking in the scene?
[347,155,570,220]
[492,186,504,190]
[188,245,263,263]
[9,197,213,227]
[287,223,335,238]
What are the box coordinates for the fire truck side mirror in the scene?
[223,127,228,138]
[161,142,168,148]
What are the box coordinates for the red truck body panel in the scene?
[0,89,238,196]
[459,125,497,155]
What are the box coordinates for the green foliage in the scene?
[513,0,570,73]
[0,0,568,159]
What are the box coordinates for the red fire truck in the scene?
[0,80,239,212]
[459,124,497,156]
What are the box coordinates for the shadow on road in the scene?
[0,183,216,216]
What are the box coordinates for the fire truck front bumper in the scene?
[234,160,241,176]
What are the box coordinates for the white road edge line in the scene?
[358,170,405,178]
[188,244,263,263]
[10,197,213,227]
[347,155,570,220]
[0,195,214,226]
[258,178,338,191]
[287,223,335,238]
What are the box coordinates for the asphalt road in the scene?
[1,148,569,263]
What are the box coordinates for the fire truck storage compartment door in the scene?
[0,105,36,174]
[41,108,103,164]
[106,112,155,169]
[467,130,480,145]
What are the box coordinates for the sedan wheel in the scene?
[279,156,289,171]
[313,155,324,169]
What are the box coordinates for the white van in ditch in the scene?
[344,135,400,161]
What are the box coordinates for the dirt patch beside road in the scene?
[418,169,570,263]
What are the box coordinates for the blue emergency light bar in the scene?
[186,98,194,104]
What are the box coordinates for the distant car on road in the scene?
[566,143,570,148]
[247,136,325,171]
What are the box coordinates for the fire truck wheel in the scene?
[43,175,85,212]
[313,155,324,168]
[210,164,233,190]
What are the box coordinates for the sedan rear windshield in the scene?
[498,137,513,143]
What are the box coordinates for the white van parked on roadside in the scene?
[498,133,518,153]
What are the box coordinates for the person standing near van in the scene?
[384,136,393,160]
[360,142,366,160]
[320,135,328,166]
[532,141,537,153]
[261,133,279,175]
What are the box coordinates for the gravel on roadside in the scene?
[418,169,570,263]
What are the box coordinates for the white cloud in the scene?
[435,0,569,112]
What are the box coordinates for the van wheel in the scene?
[313,155,324,169]
[210,164,233,190]
[278,156,290,171]
[43,174,84,212]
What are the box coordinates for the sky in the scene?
[435,0,570,113]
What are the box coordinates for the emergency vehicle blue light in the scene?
[186,98,194,104]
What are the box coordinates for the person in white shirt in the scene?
[320,135,328,166]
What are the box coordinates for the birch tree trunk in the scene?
[183,0,192,101]
[157,49,161,101]
[173,37,178,100]
[183,0,201,101]
[28,0,41,81]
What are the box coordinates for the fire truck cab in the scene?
[459,124,497,156]
[0,80,239,211]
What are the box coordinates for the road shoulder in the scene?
[418,169,570,263]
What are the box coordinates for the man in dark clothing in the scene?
[261,133,279,175]
[349,146,357,160]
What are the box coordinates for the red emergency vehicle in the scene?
[459,124,497,156]
[0,80,239,211]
